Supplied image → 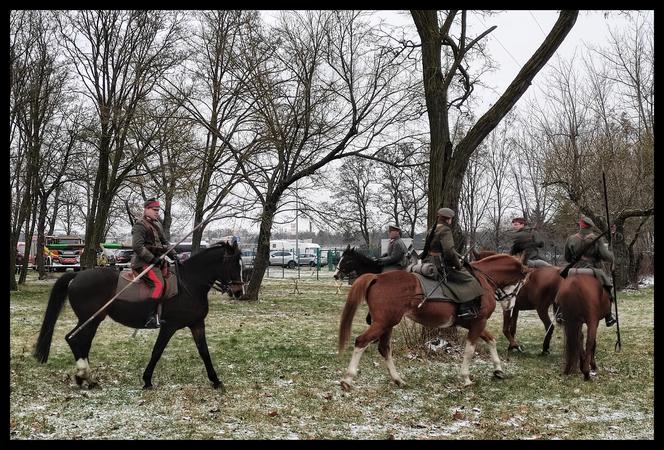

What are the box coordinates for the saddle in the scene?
[527,259,552,268]
[567,268,597,277]
[115,269,178,302]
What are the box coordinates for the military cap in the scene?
[437,207,455,218]
[388,225,401,232]
[144,198,160,209]
[512,217,527,224]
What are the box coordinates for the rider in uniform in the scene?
[425,208,485,319]
[131,198,178,328]
[509,217,548,266]
[563,215,617,327]
[374,225,409,272]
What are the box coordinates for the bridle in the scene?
[470,264,526,311]
[207,252,245,296]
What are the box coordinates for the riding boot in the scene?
[604,286,616,327]
[144,301,164,328]
[457,299,480,319]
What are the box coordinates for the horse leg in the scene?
[340,324,390,391]
[590,339,598,372]
[65,319,102,389]
[503,309,522,352]
[460,323,487,387]
[190,321,223,391]
[479,329,505,380]
[582,322,598,381]
[537,306,554,356]
[142,325,177,389]
[377,328,404,387]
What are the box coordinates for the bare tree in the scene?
[55,10,186,268]
[410,10,578,250]
[328,157,381,247]
[539,18,653,287]
[458,146,491,252]
[10,11,68,287]
[376,143,429,238]
[236,10,419,299]
[158,10,262,251]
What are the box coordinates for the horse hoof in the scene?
[212,381,225,391]
[393,378,406,387]
[508,345,524,353]
[493,370,506,380]
[86,381,100,390]
[340,380,352,392]
[142,384,153,390]
[540,349,550,356]
[589,370,597,378]
[74,375,84,386]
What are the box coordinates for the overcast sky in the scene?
[372,10,653,113]
[182,11,655,239]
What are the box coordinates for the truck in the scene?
[19,234,85,271]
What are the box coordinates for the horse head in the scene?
[184,241,245,298]
[471,254,530,311]
[333,245,381,280]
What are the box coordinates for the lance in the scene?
[67,215,215,341]
[603,171,622,352]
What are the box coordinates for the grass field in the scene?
[10,271,654,439]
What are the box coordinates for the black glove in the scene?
[151,256,161,265]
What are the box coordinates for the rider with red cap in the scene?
[131,198,178,328]
[563,214,617,327]
[510,216,547,266]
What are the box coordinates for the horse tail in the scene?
[33,272,78,363]
[338,274,377,354]
[558,282,583,374]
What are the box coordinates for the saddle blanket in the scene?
[115,271,178,302]
[410,272,459,302]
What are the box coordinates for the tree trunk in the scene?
[245,200,279,301]
[412,9,578,239]
[36,194,48,280]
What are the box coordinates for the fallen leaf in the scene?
[453,410,465,420]
[268,411,278,417]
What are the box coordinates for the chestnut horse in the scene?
[473,250,562,355]
[337,254,529,389]
[557,273,612,380]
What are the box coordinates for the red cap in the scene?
[144,200,160,209]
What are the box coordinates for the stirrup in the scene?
[144,315,161,329]
[457,305,478,319]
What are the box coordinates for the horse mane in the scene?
[347,247,375,264]
[183,241,239,266]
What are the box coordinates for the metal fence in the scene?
[241,246,380,280]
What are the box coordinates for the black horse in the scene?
[33,241,244,390]
[332,245,382,282]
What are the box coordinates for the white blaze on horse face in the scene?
[332,255,345,279]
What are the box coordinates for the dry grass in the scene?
[10,271,653,439]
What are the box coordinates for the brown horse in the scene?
[556,273,612,380]
[337,254,529,390]
[474,250,562,355]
